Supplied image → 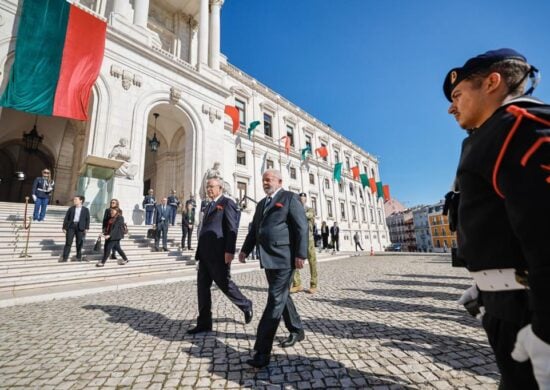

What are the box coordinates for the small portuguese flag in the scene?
[0,0,107,120]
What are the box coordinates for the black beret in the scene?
[443,48,528,101]
[298,192,307,197]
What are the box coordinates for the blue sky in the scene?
[221,0,550,207]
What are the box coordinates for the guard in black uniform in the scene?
[167,189,180,226]
[142,189,156,225]
[444,48,550,389]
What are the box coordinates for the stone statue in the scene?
[199,161,232,200]
[108,138,137,179]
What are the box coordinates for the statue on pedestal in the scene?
[108,138,137,180]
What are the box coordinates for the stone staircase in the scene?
[0,201,252,303]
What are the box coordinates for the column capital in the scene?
[210,0,224,6]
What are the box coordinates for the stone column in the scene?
[198,0,209,65]
[208,0,223,70]
[133,0,150,28]
[113,0,130,16]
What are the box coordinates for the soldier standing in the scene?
[167,189,180,226]
[445,48,550,388]
[142,189,156,225]
[291,193,318,294]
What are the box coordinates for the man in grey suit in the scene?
[153,197,170,251]
[239,169,308,368]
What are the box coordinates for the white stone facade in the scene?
[0,0,389,250]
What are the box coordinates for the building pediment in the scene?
[259,101,277,114]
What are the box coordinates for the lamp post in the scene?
[149,113,160,152]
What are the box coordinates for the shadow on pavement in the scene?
[345,288,461,302]
[372,279,471,290]
[305,317,498,380]
[388,274,471,281]
[83,305,413,389]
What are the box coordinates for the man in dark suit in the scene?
[61,195,90,262]
[330,222,340,253]
[153,197,170,251]
[187,177,252,334]
[239,169,308,368]
[181,202,195,250]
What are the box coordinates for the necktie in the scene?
[263,197,272,214]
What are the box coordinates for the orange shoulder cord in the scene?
[492,105,550,198]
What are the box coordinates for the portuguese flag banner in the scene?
[0,0,107,120]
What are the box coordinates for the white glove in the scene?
[511,324,550,389]
[457,283,479,305]
[32,195,37,202]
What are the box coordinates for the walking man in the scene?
[330,222,340,253]
[187,177,252,334]
[181,202,195,250]
[444,48,550,388]
[153,197,170,251]
[354,232,364,251]
[239,169,308,368]
[142,189,156,225]
[61,195,90,262]
[31,168,54,221]
[290,193,318,294]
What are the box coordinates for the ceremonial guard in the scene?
[31,168,54,221]
[291,193,318,294]
[444,48,550,389]
[142,189,156,225]
[167,189,180,226]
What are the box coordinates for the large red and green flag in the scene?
[0,0,107,120]
[333,162,343,183]
[315,146,328,158]
[280,136,291,155]
[224,105,240,134]
[351,166,360,180]
[369,178,377,193]
[383,184,391,201]
[360,173,369,189]
[376,181,384,199]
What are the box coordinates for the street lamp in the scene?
[23,116,43,152]
[148,113,160,152]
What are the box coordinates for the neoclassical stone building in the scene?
[0,0,389,250]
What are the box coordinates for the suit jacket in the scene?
[195,195,238,262]
[330,226,340,238]
[63,206,90,231]
[105,215,125,240]
[153,204,171,225]
[321,225,329,236]
[241,189,308,269]
[32,177,54,198]
[182,210,195,227]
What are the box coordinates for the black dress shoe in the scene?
[186,325,212,335]
[244,307,253,324]
[280,331,305,348]
[247,353,270,368]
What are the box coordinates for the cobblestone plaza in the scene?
[0,255,499,389]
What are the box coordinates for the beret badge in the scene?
[450,70,457,85]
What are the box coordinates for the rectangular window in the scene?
[311,196,317,216]
[378,210,382,224]
[363,164,368,174]
[237,181,247,201]
[309,173,315,185]
[338,182,343,193]
[340,202,346,220]
[290,167,297,179]
[370,208,374,221]
[263,113,272,137]
[236,150,246,165]
[361,206,366,222]
[334,150,340,163]
[327,199,333,218]
[235,99,246,126]
[352,205,357,221]
[266,159,274,169]
[345,157,351,170]
[286,125,294,146]
[324,178,330,189]
[305,135,312,150]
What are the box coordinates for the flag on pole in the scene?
[301,145,312,160]
[333,162,343,182]
[315,146,328,158]
[376,181,384,199]
[224,105,239,134]
[0,0,107,120]
[247,120,260,139]
[383,184,391,201]
[369,178,377,193]
[280,136,291,155]
[351,166,360,180]
[360,173,369,189]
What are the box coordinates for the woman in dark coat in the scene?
[102,199,120,259]
[97,207,128,267]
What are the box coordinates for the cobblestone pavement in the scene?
[0,254,499,389]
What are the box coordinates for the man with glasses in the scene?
[31,168,54,222]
